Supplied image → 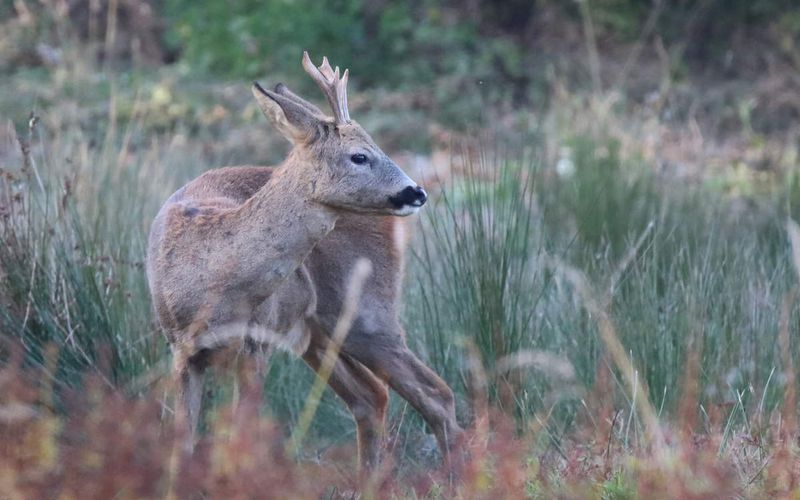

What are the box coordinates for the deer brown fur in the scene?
[146,53,462,472]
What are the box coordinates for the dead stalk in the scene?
[549,257,665,451]
[286,258,373,457]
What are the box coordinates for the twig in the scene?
[615,0,665,90]
[577,0,602,95]
[103,0,119,73]
[17,112,44,194]
[62,275,76,349]
[20,251,37,333]
[605,409,621,460]
[607,220,655,300]
[746,456,771,486]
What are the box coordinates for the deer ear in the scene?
[252,82,318,144]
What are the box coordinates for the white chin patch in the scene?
[391,205,420,217]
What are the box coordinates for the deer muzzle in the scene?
[389,185,427,212]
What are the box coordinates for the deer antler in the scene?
[302,51,350,124]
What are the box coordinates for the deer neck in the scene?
[231,155,338,291]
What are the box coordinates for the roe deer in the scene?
[146,52,463,471]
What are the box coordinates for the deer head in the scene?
[251,51,427,216]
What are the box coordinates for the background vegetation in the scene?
[2,0,800,497]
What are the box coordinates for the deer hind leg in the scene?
[302,339,388,473]
[346,338,463,464]
[173,347,210,452]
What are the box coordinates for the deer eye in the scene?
[350,153,368,165]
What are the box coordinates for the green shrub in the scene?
[162,0,474,86]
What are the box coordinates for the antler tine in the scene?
[338,69,350,122]
[301,51,351,124]
[319,56,335,79]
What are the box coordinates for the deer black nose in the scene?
[411,186,427,206]
[390,185,427,209]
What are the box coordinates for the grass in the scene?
[407,132,795,437]
[2,52,800,498]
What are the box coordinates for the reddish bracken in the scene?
[3,346,799,499]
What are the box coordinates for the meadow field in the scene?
[2,1,800,498]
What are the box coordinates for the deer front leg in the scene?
[302,337,389,473]
[382,347,463,463]
[344,337,463,464]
